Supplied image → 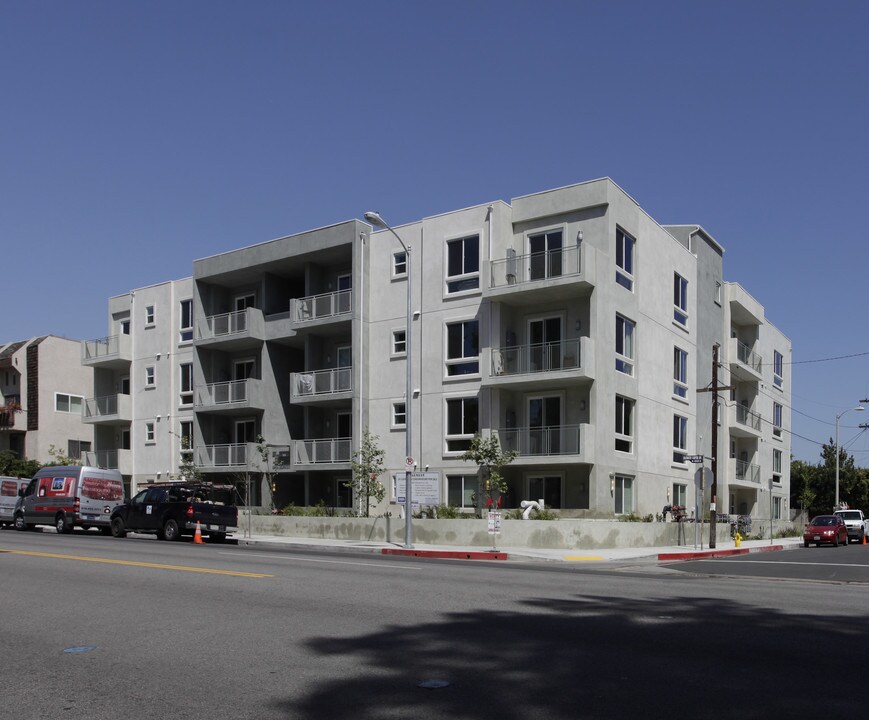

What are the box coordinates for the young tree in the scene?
[346,430,386,517]
[177,436,202,482]
[462,435,518,510]
[47,444,81,466]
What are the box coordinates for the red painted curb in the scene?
[658,544,784,561]
[381,548,509,561]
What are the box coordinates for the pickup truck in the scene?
[833,509,869,544]
[110,482,238,542]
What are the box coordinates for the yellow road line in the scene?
[564,555,605,562]
[1,549,273,578]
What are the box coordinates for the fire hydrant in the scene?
[734,531,743,548]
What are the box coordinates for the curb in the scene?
[658,544,785,561]
[381,548,509,561]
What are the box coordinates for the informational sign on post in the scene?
[487,511,502,535]
[393,472,441,507]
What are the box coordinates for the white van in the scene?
[14,466,125,534]
[0,476,29,527]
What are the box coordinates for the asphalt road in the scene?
[3,527,869,720]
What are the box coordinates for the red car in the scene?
[803,515,848,547]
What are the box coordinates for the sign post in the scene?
[487,510,502,552]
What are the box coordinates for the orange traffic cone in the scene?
[194,521,205,544]
[862,534,866,545]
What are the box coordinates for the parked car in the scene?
[833,509,869,544]
[0,477,29,527]
[803,515,848,547]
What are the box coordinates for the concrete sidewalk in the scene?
[235,532,804,563]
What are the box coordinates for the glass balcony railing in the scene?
[497,425,581,456]
[492,339,580,376]
[291,367,352,399]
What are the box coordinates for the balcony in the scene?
[290,367,352,404]
[82,334,132,369]
[196,443,256,472]
[495,424,591,464]
[486,244,595,305]
[195,379,266,414]
[729,338,763,382]
[83,394,132,425]
[292,437,352,468]
[485,338,594,390]
[290,290,352,328]
[195,308,265,350]
[729,404,763,439]
[730,459,761,486]
[82,449,132,475]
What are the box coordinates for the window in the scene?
[446,320,479,376]
[529,475,562,509]
[180,364,193,406]
[773,350,784,388]
[673,347,688,398]
[673,483,687,507]
[615,315,635,375]
[392,402,406,429]
[714,281,722,304]
[614,475,634,515]
[145,366,155,387]
[55,393,83,414]
[615,228,635,290]
[446,234,479,293]
[445,397,478,452]
[180,300,193,342]
[673,415,688,463]
[447,475,477,509]
[773,496,783,520]
[528,229,563,280]
[68,440,91,460]
[773,449,782,484]
[180,420,193,455]
[145,422,155,443]
[773,402,783,437]
[392,329,406,356]
[120,319,131,335]
[615,396,634,453]
[145,305,155,326]
[674,273,688,326]
[393,251,407,277]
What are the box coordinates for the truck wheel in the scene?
[110,517,127,538]
[14,513,28,531]
[56,513,73,534]
[163,519,182,541]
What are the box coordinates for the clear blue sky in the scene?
[2,0,867,463]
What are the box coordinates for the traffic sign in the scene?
[405,456,414,470]
[685,454,704,463]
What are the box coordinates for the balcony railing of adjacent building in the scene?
[489,245,581,289]
[736,341,763,374]
[291,367,352,400]
[83,394,131,421]
[496,425,581,457]
[735,405,762,431]
[195,379,261,408]
[491,339,581,376]
[734,459,761,484]
[82,449,131,473]
[293,437,352,465]
[291,290,352,323]
[81,334,132,363]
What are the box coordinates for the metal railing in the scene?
[496,425,581,456]
[196,379,252,407]
[735,459,760,484]
[82,334,127,362]
[83,395,124,418]
[291,290,352,323]
[198,443,249,467]
[736,405,762,431]
[490,245,581,289]
[200,309,249,339]
[736,341,762,374]
[491,339,580,376]
[292,367,352,398]
[293,437,352,464]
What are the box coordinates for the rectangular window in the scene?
[392,329,406,356]
[773,350,784,387]
[180,300,193,342]
[446,320,480,376]
[674,273,688,326]
[715,281,722,304]
[773,496,783,520]
[180,420,193,455]
[673,483,687,507]
[55,393,84,414]
[615,395,634,453]
[145,366,155,387]
[180,364,193,406]
[445,397,478,452]
[673,415,687,463]
[773,402,783,437]
[68,440,91,460]
[615,228,635,290]
[615,314,635,375]
[673,347,688,398]
[529,475,562,509]
[447,475,477,509]
[392,402,406,428]
[446,235,480,293]
[614,475,634,515]
[393,251,407,277]
[145,422,155,443]
[773,449,782,483]
[145,305,155,326]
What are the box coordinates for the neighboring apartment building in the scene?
[0,336,94,463]
[81,279,194,495]
[81,178,791,522]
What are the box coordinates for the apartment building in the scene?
[81,279,194,495]
[0,335,94,463]
[81,178,791,522]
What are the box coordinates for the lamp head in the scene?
[364,211,387,228]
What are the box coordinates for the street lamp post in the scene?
[364,211,414,549]
[835,404,864,509]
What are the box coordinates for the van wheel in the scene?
[163,519,181,541]
[110,517,127,538]
[14,513,27,531]
[56,513,73,534]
